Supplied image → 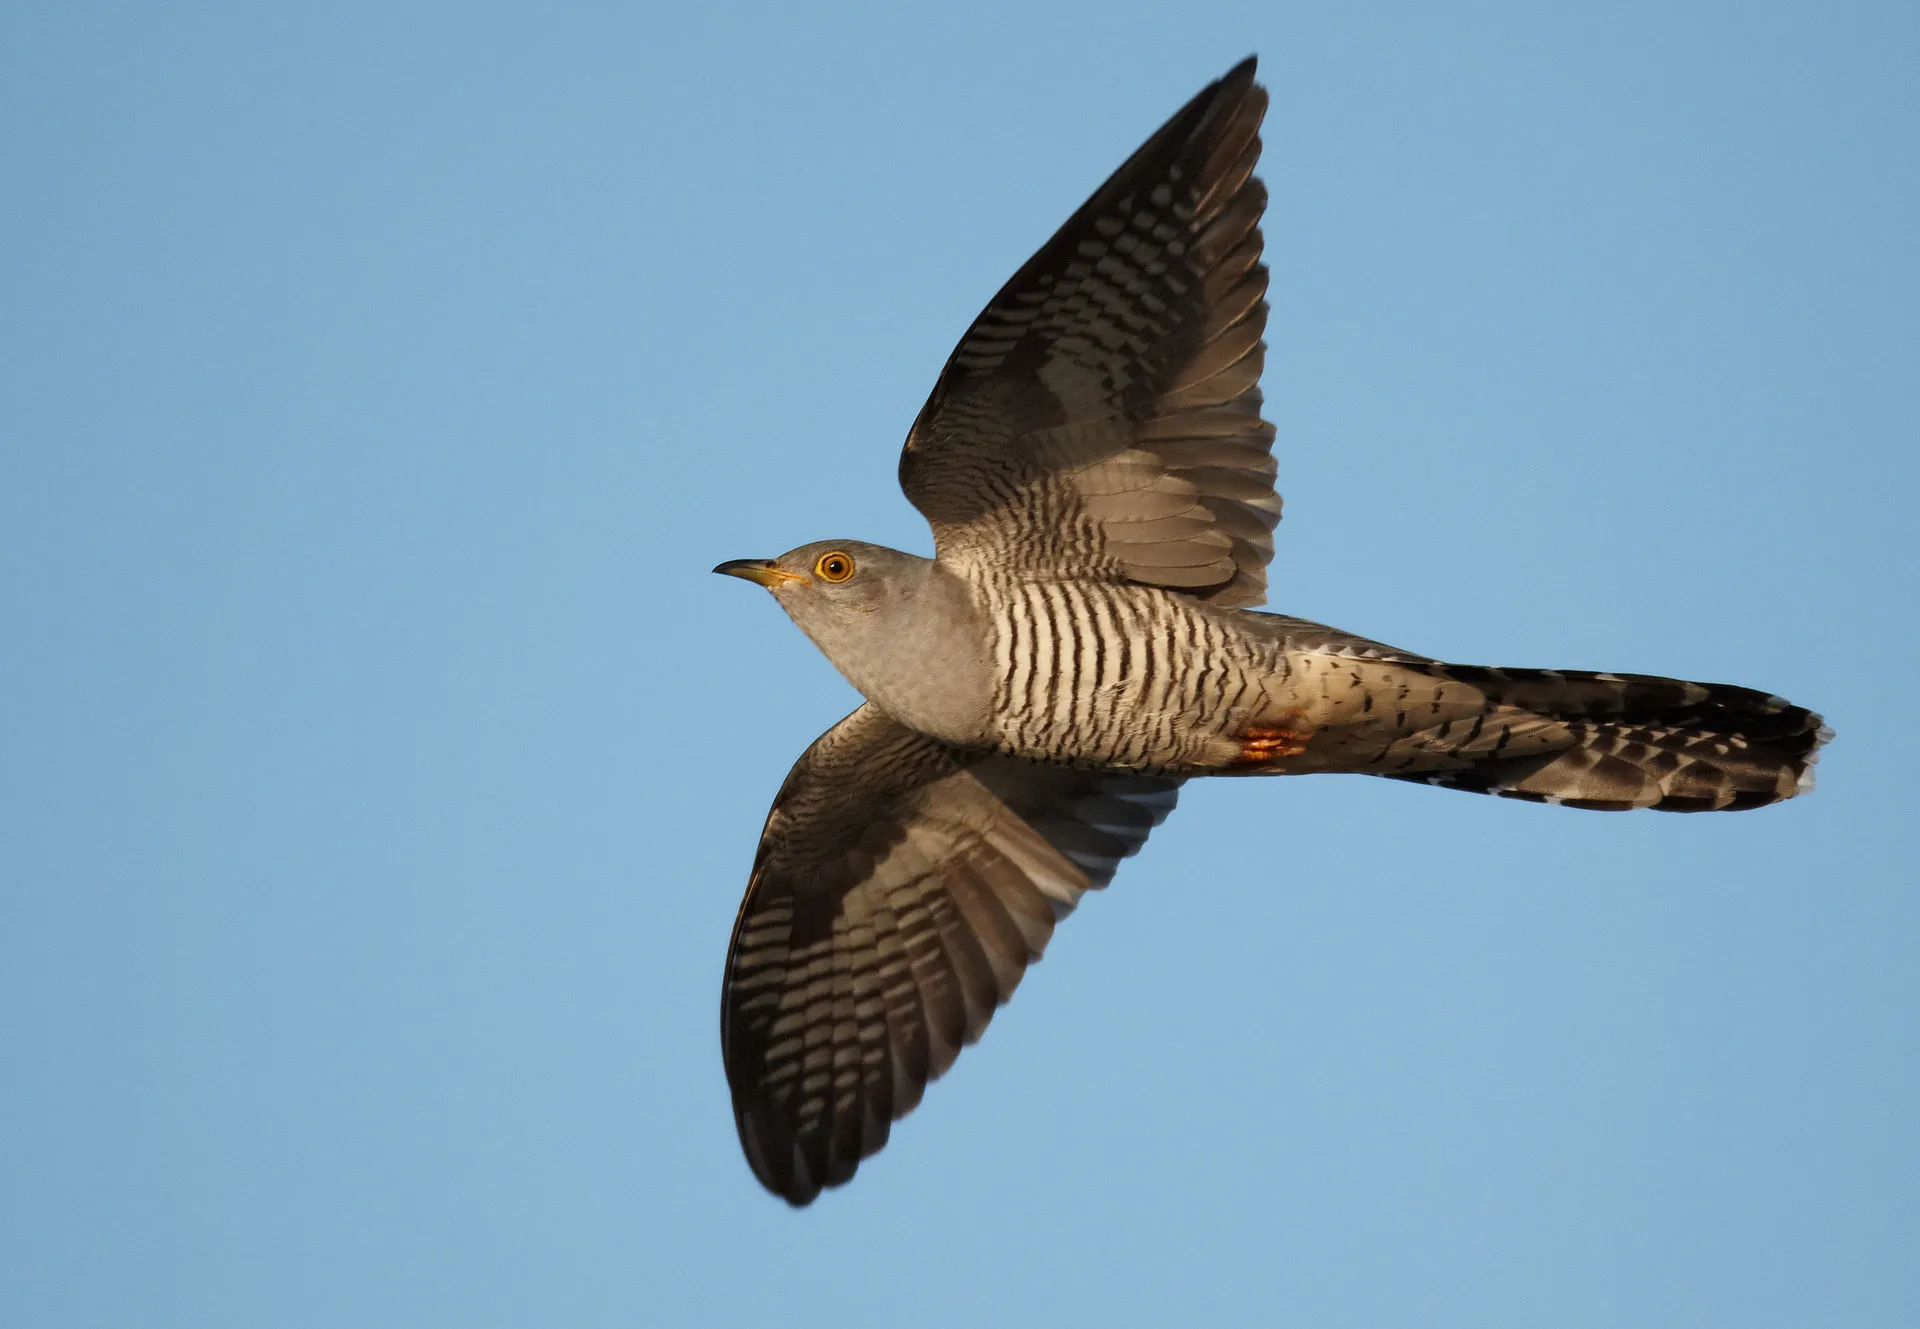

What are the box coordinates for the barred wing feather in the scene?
[899,57,1280,608]
[721,705,1179,1205]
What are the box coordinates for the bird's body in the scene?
[711,58,1830,1205]
[764,546,1822,800]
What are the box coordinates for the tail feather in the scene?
[1384,666,1831,813]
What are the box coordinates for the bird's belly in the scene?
[984,682,1247,773]
[980,583,1285,773]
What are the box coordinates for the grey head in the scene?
[713,540,991,745]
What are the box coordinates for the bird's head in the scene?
[714,540,988,742]
[713,540,938,652]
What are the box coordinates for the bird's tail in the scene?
[1380,666,1832,812]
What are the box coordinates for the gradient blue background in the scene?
[5,4,1916,1326]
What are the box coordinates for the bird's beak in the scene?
[713,558,807,589]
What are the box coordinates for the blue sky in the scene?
[4,3,1916,1326]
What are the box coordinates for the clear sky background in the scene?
[5,4,1916,1326]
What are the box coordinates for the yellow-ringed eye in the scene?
[814,551,855,583]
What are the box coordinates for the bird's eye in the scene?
[814,551,855,583]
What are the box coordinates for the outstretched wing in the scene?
[721,705,1180,1205]
[899,57,1279,608]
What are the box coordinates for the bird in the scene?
[711,56,1830,1207]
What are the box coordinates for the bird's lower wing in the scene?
[721,704,1179,1205]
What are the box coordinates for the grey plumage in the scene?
[712,57,1831,1206]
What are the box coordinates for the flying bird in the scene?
[713,56,1830,1206]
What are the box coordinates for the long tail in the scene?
[1381,666,1832,812]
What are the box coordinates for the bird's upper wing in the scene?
[898,58,1278,608]
[721,704,1179,1205]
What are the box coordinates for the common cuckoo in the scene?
[712,57,1830,1206]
